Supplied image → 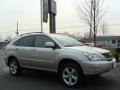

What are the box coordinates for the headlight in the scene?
[83,52,103,61]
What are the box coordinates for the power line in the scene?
[16,21,19,36]
[0,23,120,34]
[106,12,120,14]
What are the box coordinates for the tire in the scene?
[59,63,83,88]
[9,58,22,76]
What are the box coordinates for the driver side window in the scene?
[35,35,53,48]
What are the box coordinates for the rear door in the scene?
[16,35,36,67]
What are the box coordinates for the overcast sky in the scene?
[0,0,120,39]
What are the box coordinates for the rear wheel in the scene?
[9,58,22,76]
[60,63,83,87]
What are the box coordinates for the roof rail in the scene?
[20,32,43,36]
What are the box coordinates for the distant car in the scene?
[85,43,103,48]
[4,32,116,87]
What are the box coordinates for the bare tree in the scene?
[63,32,83,41]
[5,35,13,43]
[84,32,90,39]
[101,22,108,37]
[76,0,104,45]
[0,36,3,41]
[71,32,83,41]
[83,31,91,43]
[101,22,108,47]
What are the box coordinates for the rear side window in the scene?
[13,39,21,46]
[19,36,35,47]
[35,35,53,48]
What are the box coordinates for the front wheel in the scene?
[9,58,22,76]
[60,63,83,87]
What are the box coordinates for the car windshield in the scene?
[51,35,84,47]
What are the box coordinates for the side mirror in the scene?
[45,42,55,48]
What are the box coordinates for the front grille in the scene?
[102,53,113,61]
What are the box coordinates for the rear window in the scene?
[13,39,21,46]
[18,36,35,47]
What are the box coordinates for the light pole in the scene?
[40,0,43,32]
[16,21,19,36]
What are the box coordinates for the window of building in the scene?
[112,40,116,44]
[118,40,120,45]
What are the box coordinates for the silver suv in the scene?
[5,32,116,87]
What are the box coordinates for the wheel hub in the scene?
[10,61,18,74]
[62,67,78,86]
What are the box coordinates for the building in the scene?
[95,36,120,48]
[0,41,8,49]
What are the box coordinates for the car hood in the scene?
[65,46,109,54]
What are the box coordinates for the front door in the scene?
[32,35,58,70]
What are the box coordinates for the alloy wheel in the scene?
[9,60,18,75]
[62,67,78,86]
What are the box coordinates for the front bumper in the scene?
[83,58,116,75]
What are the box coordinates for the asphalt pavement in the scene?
[0,49,120,90]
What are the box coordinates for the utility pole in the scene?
[49,11,56,33]
[90,0,93,43]
[102,24,106,47]
[42,0,57,33]
[16,21,19,36]
[40,0,43,32]
[48,0,56,33]
[93,0,96,46]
